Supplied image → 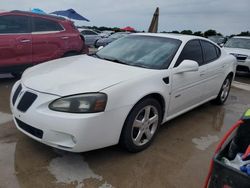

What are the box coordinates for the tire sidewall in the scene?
[216,76,232,105]
[120,98,162,152]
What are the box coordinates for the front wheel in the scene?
[212,76,232,105]
[120,98,162,152]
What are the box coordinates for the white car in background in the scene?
[11,33,236,153]
[223,36,250,73]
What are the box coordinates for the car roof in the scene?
[0,10,66,21]
[232,36,250,39]
[78,28,94,32]
[131,33,206,42]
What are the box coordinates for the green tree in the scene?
[193,31,203,36]
[180,30,193,35]
[171,30,179,34]
[204,29,217,37]
[237,31,250,36]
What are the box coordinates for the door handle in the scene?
[20,39,31,43]
[200,71,206,76]
[61,36,69,40]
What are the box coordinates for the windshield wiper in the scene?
[102,57,129,65]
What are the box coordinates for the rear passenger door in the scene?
[31,17,65,64]
[199,40,224,98]
[0,15,32,68]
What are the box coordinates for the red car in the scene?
[0,10,88,77]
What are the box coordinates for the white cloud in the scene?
[1,0,249,35]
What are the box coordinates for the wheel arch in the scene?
[119,92,166,140]
[227,71,234,80]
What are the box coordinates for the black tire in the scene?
[11,72,22,79]
[120,98,162,152]
[212,76,232,105]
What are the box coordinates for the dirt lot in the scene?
[0,74,250,188]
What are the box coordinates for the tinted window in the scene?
[175,40,203,67]
[32,17,63,32]
[201,40,219,63]
[0,15,30,34]
[82,30,97,35]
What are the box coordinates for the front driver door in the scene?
[168,40,205,117]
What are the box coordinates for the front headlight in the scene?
[49,93,107,113]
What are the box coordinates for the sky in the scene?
[1,0,249,35]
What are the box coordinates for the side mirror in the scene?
[98,46,104,51]
[175,60,199,74]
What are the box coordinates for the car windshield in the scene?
[224,38,250,50]
[96,35,181,69]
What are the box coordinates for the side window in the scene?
[32,17,63,32]
[0,15,30,34]
[84,30,97,35]
[81,30,87,35]
[200,40,219,64]
[175,40,203,67]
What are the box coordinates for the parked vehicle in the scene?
[100,30,114,37]
[78,28,102,47]
[11,33,236,153]
[223,36,250,73]
[95,32,130,47]
[0,10,88,77]
[208,35,227,46]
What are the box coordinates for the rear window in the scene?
[0,15,30,34]
[32,17,63,32]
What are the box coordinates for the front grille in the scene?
[237,65,250,72]
[12,84,22,105]
[17,92,37,112]
[15,118,43,139]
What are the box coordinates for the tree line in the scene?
[82,26,250,37]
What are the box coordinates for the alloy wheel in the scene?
[131,105,159,146]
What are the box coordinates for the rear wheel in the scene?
[212,76,232,105]
[120,98,162,152]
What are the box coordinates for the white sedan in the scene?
[223,36,250,73]
[11,33,236,153]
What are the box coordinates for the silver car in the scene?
[78,28,102,47]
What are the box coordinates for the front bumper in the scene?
[11,81,131,152]
[236,59,250,72]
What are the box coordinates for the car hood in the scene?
[21,55,151,96]
[223,47,250,56]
